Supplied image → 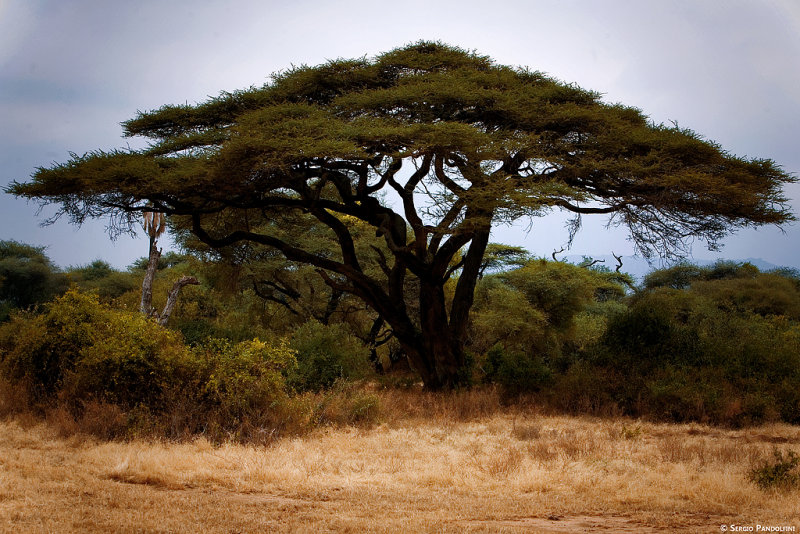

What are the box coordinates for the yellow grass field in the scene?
[1,390,799,533]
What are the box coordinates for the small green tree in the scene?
[9,43,795,389]
[0,241,66,319]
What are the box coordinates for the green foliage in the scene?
[587,278,800,425]
[479,244,531,277]
[70,259,115,280]
[0,289,185,406]
[0,289,104,397]
[568,300,628,352]
[0,289,298,434]
[691,274,800,319]
[60,309,189,409]
[466,258,800,425]
[601,289,696,367]
[128,251,190,271]
[748,449,800,491]
[644,260,760,290]
[470,278,548,354]
[471,258,631,395]
[484,345,553,398]
[288,321,372,391]
[190,337,296,423]
[471,259,628,354]
[499,260,612,331]
[68,262,139,301]
[10,42,795,390]
[0,240,66,319]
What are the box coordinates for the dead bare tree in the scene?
[140,211,198,325]
[140,210,166,315]
[612,252,638,293]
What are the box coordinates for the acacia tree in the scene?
[9,43,794,389]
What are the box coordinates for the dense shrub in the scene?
[483,344,553,398]
[0,240,67,320]
[568,300,627,352]
[582,282,800,425]
[1,289,104,398]
[65,260,139,301]
[468,259,631,398]
[691,274,800,319]
[190,337,296,424]
[470,279,548,355]
[643,260,758,290]
[470,259,631,393]
[60,308,190,410]
[288,321,372,391]
[0,289,302,440]
[749,449,800,491]
[0,289,188,406]
[498,260,599,331]
[600,289,704,369]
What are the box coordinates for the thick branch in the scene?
[434,154,467,195]
[157,275,199,326]
[449,228,490,337]
[556,199,627,214]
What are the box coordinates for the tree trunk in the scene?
[320,287,343,325]
[357,271,478,390]
[416,279,467,390]
[139,235,161,316]
[157,275,199,326]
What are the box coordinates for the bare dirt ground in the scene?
[1,406,799,532]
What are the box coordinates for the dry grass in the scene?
[1,388,799,532]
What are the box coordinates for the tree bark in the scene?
[157,275,199,326]
[320,287,343,325]
[419,279,467,389]
[139,235,161,316]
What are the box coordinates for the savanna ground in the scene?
[1,389,799,533]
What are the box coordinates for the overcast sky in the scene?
[1,0,798,270]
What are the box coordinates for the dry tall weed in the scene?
[1,389,799,532]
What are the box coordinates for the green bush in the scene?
[288,321,372,391]
[498,260,598,331]
[0,290,298,430]
[470,260,630,368]
[583,283,800,425]
[61,309,189,410]
[0,289,188,407]
[1,290,103,397]
[470,279,548,354]
[748,449,800,491]
[643,260,758,290]
[191,337,296,423]
[66,260,139,301]
[692,274,800,319]
[568,300,627,352]
[484,344,553,398]
[601,289,704,369]
[0,241,67,319]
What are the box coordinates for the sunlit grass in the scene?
[1,388,799,532]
